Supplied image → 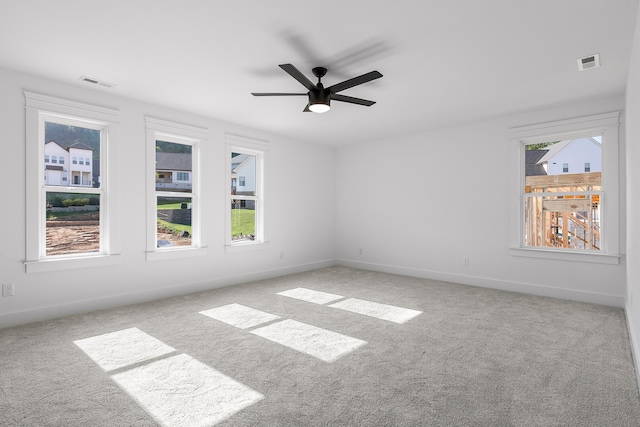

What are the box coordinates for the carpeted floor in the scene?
[1,266,639,426]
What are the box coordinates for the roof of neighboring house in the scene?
[156,152,192,171]
[231,154,250,173]
[45,140,66,150]
[68,142,93,151]
[525,150,548,176]
[536,137,600,164]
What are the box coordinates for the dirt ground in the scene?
[46,212,191,255]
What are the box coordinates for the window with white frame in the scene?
[146,117,206,259]
[226,134,268,249]
[509,112,620,264]
[24,92,120,272]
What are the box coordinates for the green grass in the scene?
[231,209,255,236]
[157,202,187,210]
[156,208,255,237]
[157,219,192,235]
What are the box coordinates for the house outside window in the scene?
[146,117,206,260]
[25,92,121,272]
[44,155,49,163]
[226,134,268,250]
[509,112,620,264]
[72,156,78,164]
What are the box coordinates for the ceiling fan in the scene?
[252,63,383,113]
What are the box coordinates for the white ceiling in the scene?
[1,1,638,146]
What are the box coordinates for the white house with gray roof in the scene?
[536,137,602,175]
[44,141,93,187]
[155,152,192,191]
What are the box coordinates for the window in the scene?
[146,117,206,260]
[72,156,78,164]
[59,156,65,165]
[509,112,619,264]
[86,158,90,166]
[25,92,120,272]
[79,158,84,165]
[226,134,268,250]
[44,155,49,163]
[51,156,57,164]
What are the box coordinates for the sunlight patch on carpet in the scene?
[199,303,281,329]
[250,319,366,362]
[276,287,344,304]
[74,327,175,372]
[329,298,422,324]
[111,353,264,427]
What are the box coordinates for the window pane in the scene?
[156,141,192,193]
[157,196,192,248]
[523,136,602,252]
[524,137,601,178]
[44,122,100,188]
[231,199,255,241]
[231,152,256,196]
[524,194,601,250]
[45,192,100,256]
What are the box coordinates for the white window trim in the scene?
[145,117,207,261]
[225,134,269,253]
[24,91,121,273]
[509,111,620,264]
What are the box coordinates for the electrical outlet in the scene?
[2,283,14,297]
[462,257,470,266]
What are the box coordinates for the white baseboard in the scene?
[625,303,640,394]
[0,259,336,329]
[337,258,624,307]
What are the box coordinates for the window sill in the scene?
[146,246,208,261]
[509,247,620,265]
[25,253,121,273]
[225,240,269,254]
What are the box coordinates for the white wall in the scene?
[0,67,336,328]
[625,2,640,387]
[336,95,626,306]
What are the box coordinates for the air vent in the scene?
[577,54,600,71]
[79,75,115,88]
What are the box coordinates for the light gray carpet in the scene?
[1,266,639,426]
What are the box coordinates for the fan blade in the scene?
[252,93,307,96]
[303,103,311,112]
[327,71,383,93]
[332,94,376,106]
[279,64,317,91]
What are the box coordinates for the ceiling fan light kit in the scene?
[252,63,382,113]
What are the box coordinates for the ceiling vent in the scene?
[79,75,115,88]
[577,54,600,71]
